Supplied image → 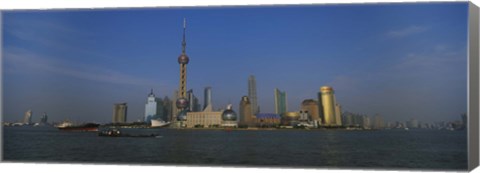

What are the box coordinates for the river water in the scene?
[2,126,467,170]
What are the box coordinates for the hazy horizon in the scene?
[2,3,468,124]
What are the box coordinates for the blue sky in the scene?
[2,2,468,123]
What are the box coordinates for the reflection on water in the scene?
[3,126,467,170]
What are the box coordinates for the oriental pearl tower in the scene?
[175,18,190,123]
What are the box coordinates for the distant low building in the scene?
[255,113,281,127]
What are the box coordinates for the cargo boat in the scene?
[56,122,100,132]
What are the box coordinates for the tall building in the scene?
[187,89,200,112]
[171,90,178,121]
[113,103,128,123]
[40,112,48,124]
[320,86,337,126]
[239,96,253,126]
[144,89,164,123]
[372,114,385,129]
[162,96,172,121]
[175,18,190,123]
[248,75,259,115]
[203,87,212,111]
[23,110,32,124]
[274,88,287,115]
[334,103,342,126]
[317,92,325,125]
[301,99,320,121]
[362,115,371,129]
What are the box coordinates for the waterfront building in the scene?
[317,92,325,125]
[175,18,190,124]
[274,88,287,115]
[342,112,354,127]
[280,111,300,126]
[461,113,467,128]
[40,112,48,124]
[372,114,385,129]
[334,103,342,126]
[163,96,173,122]
[301,99,320,122]
[362,115,371,129]
[221,104,238,127]
[185,111,222,128]
[144,89,164,123]
[113,103,128,123]
[171,90,179,121]
[407,118,419,128]
[320,86,337,126]
[23,110,32,125]
[239,96,254,126]
[248,75,259,115]
[187,89,200,112]
[255,113,281,127]
[203,87,212,111]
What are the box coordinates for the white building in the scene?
[144,89,164,123]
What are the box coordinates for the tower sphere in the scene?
[178,54,189,64]
[222,109,237,121]
[176,97,189,109]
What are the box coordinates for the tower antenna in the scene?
[182,18,187,54]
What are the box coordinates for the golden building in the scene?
[320,86,336,126]
[113,103,127,123]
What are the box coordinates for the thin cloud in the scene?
[4,48,164,87]
[387,26,428,38]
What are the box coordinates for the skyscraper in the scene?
[176,18,190,122]
[334,103,342,126]
[23,110,32,125]
[274,88,287,115]
[113,103,127,123]
[203,87,212,111]
[248,75,259,115]
[239,96,253,126]
[187,89,200,112]
[163,96,172,121]
[320,86,336,126]
[144,89,164,123]
[40,112,48,124]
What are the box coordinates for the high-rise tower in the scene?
[248,75,259,115]
[320,86,336,126]
[23,110,32,125]
[274,88,287,115]
[176,18,190,122]
[203,87,212,111]
[239,96,253,126]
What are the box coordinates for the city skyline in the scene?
[3,3,468,123]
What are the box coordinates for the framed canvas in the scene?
[1,0,479,172]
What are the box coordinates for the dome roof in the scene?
[222,109,237,121]
[281,112,300,121]
[178,54,189,64]
[176,97,189,109]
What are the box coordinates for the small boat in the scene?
[98,128,159,138]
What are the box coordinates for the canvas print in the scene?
[1,2,471,171]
